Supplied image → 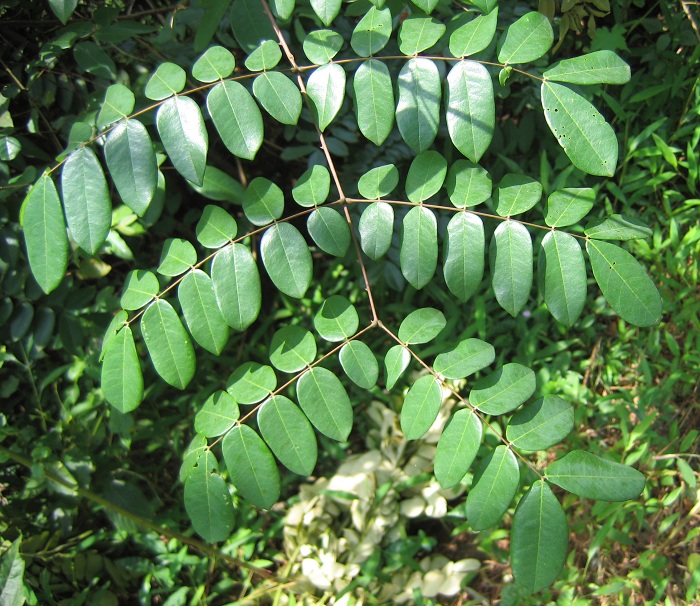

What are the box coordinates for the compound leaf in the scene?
[443,212,485,302]
[145,62,186,100]
[243,177,284,226]
[449,8,498,57]
[158,238,197,276]
[196,205,237,248]
[396,58,441,153]
[358,202,394,260]
[490,221,533,316]
[297,367,353,441]
[211,243,262,331]
[303,30,343,65]
[192,45,236,82]
[253,71,303,125]
[539,231,586,326]
[545,187,595,227]
[405,151,447,203]
[507,396,574,451]
[97,83,135,127]
[340,341,379,389]
[354,59,394,146]
[314,295,359,342]
[351,6,392,57]
[470,363,536,415]
[401,374,442,440]
[310,0,341,26]
[269,325,316,373]
[307,63,346,131]
[208,81,263,161]
[398,16,446,55]
[544,50,630,85]
[245,40,282,71]
[498,11,553,64]
[467,445,519,530]
[194,391,239,438]
[178,269,230,355]
[398,307,446,344]
[358,164,399,199]
[261,223,313,298]
[585,214,653,241]
[101,325,143,413]
[400,206,438,290]
[434,338,494,379]
[227,362,277,404]
[495,174,542,217]
[446,160,492,208]
[120,270,158,310]
[230,0,275,53]
[385,344,411,390]
[435,408,483,489]
[292,165,330,207]
[307,207,350,257]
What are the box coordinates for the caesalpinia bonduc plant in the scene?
[20,0,662,594]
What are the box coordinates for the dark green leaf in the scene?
[410,0,439,13]
[443,212,485,302]
[101,325,143,413]
[445,160,492,208]
[261,223,313,298]
[545,187,595,227]
[434,338,494,379]
[495,174,542,217]
[0,136,21,161]
[192,46,236,82]
[354,59,395,146]
[190,166,245,204]
[498,12,553,64]
[340,341,379,389]
[230,0,276,53]
[585,214,652,240]
[470,363,536,415]
[120,270,158,311]
[307,207,350,256]
[297,367,353,441]
[586,240,662,326]
[243,177,284,226]
[208,81,263,161]
[541,81,617,177]
[196,205,237,248]
[467,445,520,530]
[351,7,392,57]
[74,41,117,79]
[314,295,359,342]
[227,362,277,404]
[401,374,442,440]
[446,61,494,163]
[180,435,208,483]
[385,344,411,390]
[435,408,483,488]
[400,206,438,290]
[405,151,447,203]
[310,0,341,26]
[470,0,497,13]
[449,8,498,57]
[145,62,186,100]
[49,0,78,24]
[100,310,128,362]
[303,30,343,64]
[292,165,331,207]
[544,50,630,85]
[258,395,318,475]
[178,269,230,355]
[104,119,157,216]
[253,71,303,125]
[490,221,533,316]
[507,396,574,450]
[194,1,232,52]
[141,300,196,389]
[222,424,280,508]
[245,40,282,71]
[211,244,262,331]
[357,164,399,199]
[539,231,586,326]
[396,58,441,153]
[358,202,394,260]
[511,481,568,592]
[0,535,25,606]
[194,391,239,437]
[158,238,197,276]
[156,96,208,186]
[20,174,68,294]
[61,146,111,254]
[398,16,446,55]
[269,325,316,372]
[307,63,346,131]
[546,450,646,501]
[398,307,446,344]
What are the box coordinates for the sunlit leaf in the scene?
[192,45,236,82]
[308,207,350,256]
[585,214,652,241]
[400,206,438,290]
[357,164,399,199]
[405,151,447,203]
[196,205,237,248]
[226,362,277,404]
[208,81,264,161]
[261,223,313,298]
[445,160,492,208]
[358,202,394,260]
[120,270,158,311]
[490,221,533,316]
[449,8,498,57]
[351,7,392,57]
[340,340,379,389]
[354,59,394,146]
[194,391,239,437]
[401,374,442,440]
[303,29,343,64]
[539,231,586,326]
[314,295,359,342]
[470,363,536,415]
[307,63,346,131]
[158,238,197,276]
[292,165,331,207]
[145,62,186,100]
[179,269,230,355]
[507,395,574,450]
[245,40,282,71]
[297,367,353,441]
[498,12,553,64]
[243,177,284,226]
[97,84,134,127]
[434,338,494,379]
[398,16,446,55]
[443,212,485,302]
[230,0,276,53]
[467,445,520,530]
[399,308,446,344]
[310,0,341,26]
[385,344,411,390]
[544,50,630,85]
[101,325,143,413]
[396,58,441,153]
[269,325,316,373]
[544,187,595,227]
[495,174,542,217]
[435,408,483,488]
[211,244,262,331]
[253,71,303,125]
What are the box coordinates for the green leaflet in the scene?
[445,160,492,208]
[101,325,143,413]
[405,151,447,203]
[180,434,208,483]
[243,177,284,226]
[245,40,282,71]
[196,205,237,248]
[252,72,303,125]
[20,174,68,294]
[490,221,533,316]
[434,408,483,489]
[495,174,542,217]
[158,238,197,276]
[191,166,245,204]
[211,243,262,331]
[194,1,232,52]
[269,325,316,373]
[443,212,485,302]
[506,395,574,451]
[449,8,498,57]
[541,81,618,177]
[272,0,294,19]
[398,16,446,55]
[104,119,157,216]
[307,63,346,132]
[445,61,494,163]
[585,214,653,241]
[357,164,399,199]
[303,30,343,65]
[97,84,135,128]
[544,50,631,85]
[467,445,520,530]
[546,450,646,501]
[292,165,330,207]
[141,299,196,390]
[194,391,239,437]
[396,58,440,153]
[471,0,497,13]
[61,146,111,254]
[384,344,411,390]
[260,223,313,299]
[497,11,553,64]
[120,270,159,310]
[230,0,276,53]
[192,46,236,82]
[434,338,494,379]
[307,207,351,256]
[156,96,208,186]
[222,424,281,509]
[184,450,235,543]
[310,0,341,26]
[100,310,128,362]
[207,81,264,161]
[539,231,586,326]
[351,7,392,57]
[400,206,438,290]
[410,0,439,13]
[227,362,277,404]
[545,187,595,227]
[49,0,78,23]
[340,340,379,389]
[74,41,116,79]
[511,481,568,592]
[401,374,442,440]
[145,62,186,100]
[398,307,446,344]
[586,240,662,327]
[178,269,230,355]
[354,59,394,146]
[314,295,359,342]
[470,363,536,415]
[297,367,353,441]
[358,202,394,260]
[0,535,25,606]
[258,395,318,476]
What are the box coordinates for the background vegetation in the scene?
[0,0,698,604]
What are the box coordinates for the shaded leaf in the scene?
[539,231,586,326]
[340,340,379,389]
[190,165,245,204]
[449,8,498,57]
[307,63,346,131]
[158,238,197,276]
[357,164,399,199]
[490,221,533,316]
[195,391,239,437]
[544,50,630,85]
[400,206,438,290]
[467,445,520,530]
[435,408,483,488]
[470,363,536,415]
[101,325,143,413]
[445,160,492,208]
[585,214,652,240]
[243,177,284,226]
[253,71,303,125]
[227,362,277,404]
[354,59,394,146]
[396,58,441,153]
[495,174,542,217]
[314,295,359,342]
[434,338,494,379]
[230,0,276,53]
[398,16,446,55]
[498,12,553,64]
[261,223,313,298]
[385,344,411,390]
[297,367,353,441]
[308,207,350,256]
[401,374,442,440]
[178,269,230,355]
[211,244,262,331]
[121,270,159,310]
[49,0,78,24]
[269,325,316,372]
[399,307,446,344]
[405,151,447,203]
[303,30,343,64]
[74,41,116,79]
[292,165,330,207]
[443,212,485,302]
[208,81,263,161]
[196,205,237,248]
[507,395,574,450]
[359,202,394,260]
[544,187,595,227]
[351,7,392,57]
